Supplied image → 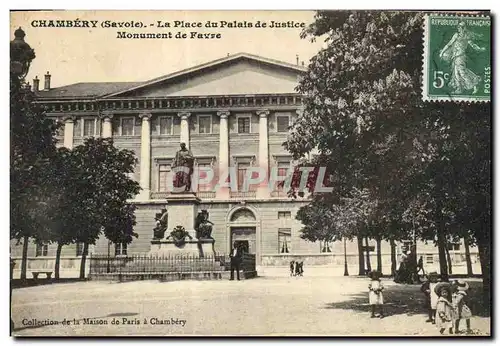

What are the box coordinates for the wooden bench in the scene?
[32,271,53,280]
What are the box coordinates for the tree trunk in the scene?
[357,235,365,275]
[376,236,382,273]
[435,202,449,281]
[390,239,397,276]
[54,242,63,280]
[464,236,473,276]
[364,237,372,273]
[445,244,453,275]
[79,243,89,279]
[436,231,449,282]
[476,235,490,307]
[20,235,29,281]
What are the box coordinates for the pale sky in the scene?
[10,10,325,88]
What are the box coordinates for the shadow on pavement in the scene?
[323,280,490,318]
[11,278,87,290]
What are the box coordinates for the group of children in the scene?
[420,272,472,334]
[367,270,472,334]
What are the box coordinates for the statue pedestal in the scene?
[165,192,200,238]
[149,239,215,258]
[149,192,216,258]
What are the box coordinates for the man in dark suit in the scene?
[229,242,242,281]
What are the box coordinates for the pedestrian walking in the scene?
[229,242,242,281]
[452,280,472,334]
[434,282,455,335]
[368,271,384,318]
[416,256,425,276]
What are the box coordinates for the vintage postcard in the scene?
[10,10,491,337]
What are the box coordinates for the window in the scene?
[54,119,64,137]
[35,243,48,257]
[158,164,171,192]
[426,255,434,264]
[82,118,96,137]
[237,117,251,134]
[237,162,250,191]
[197,162,213,192]
[277,115,290,133]
[278,211,291,219]
[447,243,461,251]
[278,229,291,254]
[121,117,135,136]
[115,243,128,256]
[320,240,332,253]
[76,242,85,256]
[159,116,173,135]
[198,115,212,134]
[276,161,290,191]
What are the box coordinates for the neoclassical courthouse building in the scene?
[11,53,479,276]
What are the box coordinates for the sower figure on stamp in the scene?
[229,242,243,281]
[439,21,486,95]
[172,142,194,192]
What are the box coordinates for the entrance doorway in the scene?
[231,227,256,255]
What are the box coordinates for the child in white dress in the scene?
[368,271,384,318]
[435,282,455,335]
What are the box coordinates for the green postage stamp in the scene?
[423,14,491,102]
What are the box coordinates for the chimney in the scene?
[296,54,299,65]
[44,71,51,91]
[33,76,39,92]
[301,61,305,67]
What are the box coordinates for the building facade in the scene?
[11,53,480,277]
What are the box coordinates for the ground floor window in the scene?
[278,229,291,253]
[115,243,128,256]
[76,242,85,256]
[35,243,48,257]
[320,240,332,253]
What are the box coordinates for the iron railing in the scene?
[89,253,257,275]
[89,253,229,274]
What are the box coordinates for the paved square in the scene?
[11,276,490,336]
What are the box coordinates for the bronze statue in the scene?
[172,142,194,192]
[195,210,214,239]
[152,208,168,239]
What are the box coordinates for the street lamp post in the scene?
[10,27,35,79]
[10,28,35,334]
[343,238,349,276]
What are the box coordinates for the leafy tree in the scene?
[39,147,76,279]
[286,11,490,293]
[10,62,59,280]
[68,137,141,278]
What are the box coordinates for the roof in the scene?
[35,53,306,100]
[35,82,143,99]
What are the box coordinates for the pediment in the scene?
[105,54,304,98]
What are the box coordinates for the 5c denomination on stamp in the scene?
[422,14,491,102]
